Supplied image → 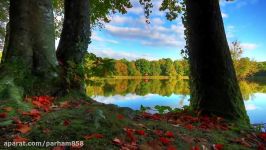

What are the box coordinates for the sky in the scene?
[88,0,266,61]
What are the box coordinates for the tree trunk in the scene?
[184,0,249,123]
[1,22,9,64]
[1,0,58,96]
[56,0,91,94]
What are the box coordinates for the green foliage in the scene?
[86,79,190,98]
[84,53,189,78]
[140,105,151,113]
[135,59,151,75]
[154,105,172,114]
[229,41,259,79]
[150,61,162,76]
[0,51,2,62]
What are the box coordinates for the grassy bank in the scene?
[0,95,265,150]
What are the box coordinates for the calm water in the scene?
[86,79,266,124]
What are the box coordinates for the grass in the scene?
[0,94,264,150]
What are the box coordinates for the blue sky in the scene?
[88,0,266,61]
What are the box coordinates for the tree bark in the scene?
[56,0,91,94]
[1,0,58,96]
[184,0,249,123]
[1,22,9,64]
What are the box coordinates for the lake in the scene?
[86,79,266,124]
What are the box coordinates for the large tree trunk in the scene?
[56,0,91,94]
[1,22,9,64]
[1,0,58,96]
[184,0,249,123]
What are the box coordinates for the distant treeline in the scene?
[84,53,189,78]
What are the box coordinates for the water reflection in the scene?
[86,79,190,97]
[86,79,266,124]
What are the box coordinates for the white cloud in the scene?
[241,43,258,50]
[245,104,257,110]
[93,93,155,104]
[225,25,235,39]
[104,20,185,48]
[222,12,228,18]
[109,16,134,24]
[88,48,155,61]
[91,32,119,44]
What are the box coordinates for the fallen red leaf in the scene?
[135,130,145,136]
[13,136,29,142]
[184,124,194,130]
[113,138,123,145]
[12,117,22,124]
[43,128,50,134]
[191,145,200,150]
[165,131,174,138]
[159,137,171,145]
[257,144,265,150]
[59,101,71,108]
[124,128,136,142]
[154,130,164,136]
[22,109,41,121]
[83,133,104,140]
[167,145,177,150]
[16,124,31,134]
[116,114,124,120]
[213,144,224,150]
[0,112,7,118]
[63,120,71,126]
[258,133,266,142]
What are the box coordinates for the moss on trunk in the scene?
[184,0,249,125]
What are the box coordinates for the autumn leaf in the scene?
[83,133,104,140]
[167,145,177,150]
[43,128,50,134]
[2,107,13,112]
[0,112,8,118]
[159,137,171,145]
[13,136,29,142]
[16,124,31,134]
[213,144,224,150]
[154,130,164,136]
[165,131,174,138]
[32,100,43,108]
[184,124,194,130]
[29,109,41,120]
[135,130,145,136]
[116,114,124,120]
[59,101,71,108]
[113,138,123,145]
[191,145,201,150]
[124,128,136,142]
[258,133,266,142]
[63,120,71,126]
[12,117,22,124]
[22,109,41,121]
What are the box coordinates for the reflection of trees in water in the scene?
[239,80,266,101]
[86,79,190,96]
[86,79,266,100]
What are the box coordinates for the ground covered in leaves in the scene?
[0,95,265,150]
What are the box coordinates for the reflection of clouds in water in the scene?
[245,104,257,111]
[93,93,155,104]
